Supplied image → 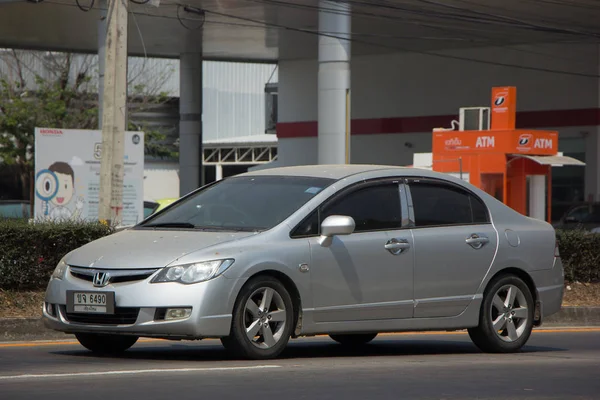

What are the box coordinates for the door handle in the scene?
[385,238,410,255]
[466,234,489,249]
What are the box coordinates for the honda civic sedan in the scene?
[43,165,564,359]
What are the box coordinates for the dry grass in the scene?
[0,290,45,318]
[562,282,600,307]
[0,283,598,318]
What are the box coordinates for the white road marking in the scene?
[0,365,281,381]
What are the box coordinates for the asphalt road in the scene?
[0,328,599,400]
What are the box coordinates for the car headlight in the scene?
[51,259,68,280]
[151,259,235,284]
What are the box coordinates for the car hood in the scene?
[65,228,257,269]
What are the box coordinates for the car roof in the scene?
[241,164,411,180]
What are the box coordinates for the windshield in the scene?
[139,175,335,231]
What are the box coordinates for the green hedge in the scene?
[0,219,113,290]
[0,220,598,291]
[556,229,600,283]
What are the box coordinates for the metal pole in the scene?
[179,51,203,196]
[459,157,463,180]
[318,0,351,165]
[98,0,128,225]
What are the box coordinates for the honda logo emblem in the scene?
[93,272,111,287]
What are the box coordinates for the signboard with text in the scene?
[34,128,145,225]
[433,129,558,155]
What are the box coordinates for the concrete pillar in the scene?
[97,0,107,128]
[317,0,351,165]
[529,175,546,220]
[179,52,203,196]
[215,164,223,181]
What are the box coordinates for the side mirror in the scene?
[318,215,355,247]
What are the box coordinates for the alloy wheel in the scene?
[490,284,529,343]
[244,287,287,349]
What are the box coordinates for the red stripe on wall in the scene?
[276,108,600,139]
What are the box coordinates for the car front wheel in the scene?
[74,333,138,354]
[221,276,294,360]
[468,275,534,353]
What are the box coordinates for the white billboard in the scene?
[34,128,145,226]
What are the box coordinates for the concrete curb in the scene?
[542,306,600,327]
[1,307,599,342]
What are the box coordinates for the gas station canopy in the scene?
[1,0,599,61]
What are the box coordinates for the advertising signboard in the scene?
[34,128,144,226]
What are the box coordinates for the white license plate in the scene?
[67,291,115,314]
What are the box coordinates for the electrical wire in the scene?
[176,4,205,30]
[45,0,600,77]
[128,9,148,85]
[188,3,600,78]
[240,0,514,40]
[241,0,600,51]
[410,0,600,39]
[75,0,94,12]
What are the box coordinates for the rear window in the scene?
[409,181,489,227]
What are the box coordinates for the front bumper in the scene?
[43,269,246,339]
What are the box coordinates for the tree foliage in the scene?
[0,50,179,198]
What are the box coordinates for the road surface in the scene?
[0,328,599,399]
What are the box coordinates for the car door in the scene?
[295,179,415,323]
[407,178,498,318]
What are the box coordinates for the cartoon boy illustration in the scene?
[47,161,84,221]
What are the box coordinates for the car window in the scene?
[565,206,589,222]
[409,181,489,227]
[139,175,335,231]
[321,183,402,233]
[587,206,600,223]
[572,205,600,223]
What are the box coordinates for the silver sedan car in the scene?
[43,165,564,359]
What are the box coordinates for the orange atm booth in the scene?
[430,87,585,223]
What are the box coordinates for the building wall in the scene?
[0,50,279,142]
[143,161,180,201]
[275,43,600,206]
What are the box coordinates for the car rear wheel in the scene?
[74,333,138,354]
[329,333,378,346]
[468,275,534,353]
[221,276,294,360]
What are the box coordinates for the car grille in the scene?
[62,306,140,325]
[69,266,158,285]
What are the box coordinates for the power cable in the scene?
[176,4,206,30]
[185,3,600,78]
[410,0,600,39]
[44,0,600,77]
[75,0,94,11]
[242,0,600,53]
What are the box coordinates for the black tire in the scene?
[221,276,294,360]
[468,274,534,353]
[74,333,138,354]
[329,333,378,346]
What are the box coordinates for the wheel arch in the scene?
[483,267,541,326]
[484,267,538,302]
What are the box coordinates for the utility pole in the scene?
[98,0,107,129]
[98,0,128,226]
